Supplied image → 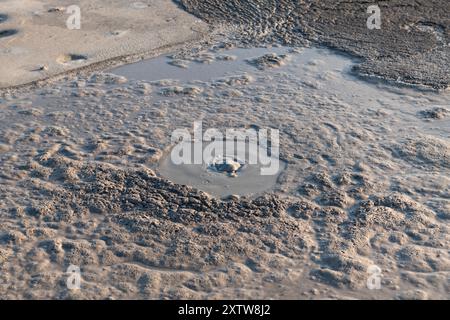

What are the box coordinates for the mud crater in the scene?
[57,54,88,64]
[0,29,18,38]
[158,140,285,198]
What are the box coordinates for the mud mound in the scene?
[393,136,450,169]
[246,53,289,70]
[419,107,449,120]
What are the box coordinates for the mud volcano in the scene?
[158,139,285,198]
[209,155,244,177]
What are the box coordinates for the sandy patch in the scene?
[0,0,207,89]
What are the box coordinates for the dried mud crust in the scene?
[1,155,449,299]
[175,0,450,90]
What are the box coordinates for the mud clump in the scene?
[246,53,289,70]
[168,59,190,69]
[418,107,449,120]
[393,136,450,169]
[210,157,242,177]
[214,74,253,86]
[160,85,202,96]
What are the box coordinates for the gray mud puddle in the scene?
[110,46,289,82]
[158,139,286,198]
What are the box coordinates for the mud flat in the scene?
[0,40,449,299]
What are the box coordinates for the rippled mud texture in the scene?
[176,0,450,90]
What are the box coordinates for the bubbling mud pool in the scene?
[157,140,286,198]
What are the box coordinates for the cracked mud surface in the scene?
[176,0,450,90]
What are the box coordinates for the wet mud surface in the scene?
[0,43,449,299]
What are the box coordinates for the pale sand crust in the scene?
[0,0,208,89]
